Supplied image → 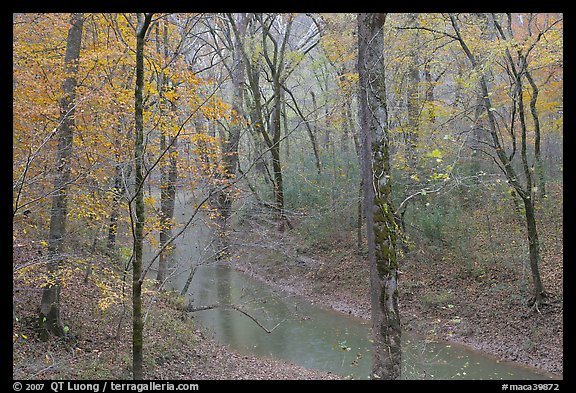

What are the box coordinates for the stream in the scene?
[180,263,556,380]
[147,191,557,380]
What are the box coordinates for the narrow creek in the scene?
[148,192,557,380]
[179,263,555,380]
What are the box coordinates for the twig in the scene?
[29,349,98,379]
[184,303,284,334]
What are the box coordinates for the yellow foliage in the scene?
[144,195,157,206]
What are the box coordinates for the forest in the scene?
[13,13,563,381]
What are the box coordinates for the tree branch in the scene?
[395,25,459,41]
[183,303,284,334]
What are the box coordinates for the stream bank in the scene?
[226,211,563,378]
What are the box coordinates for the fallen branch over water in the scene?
[183,303,284,334]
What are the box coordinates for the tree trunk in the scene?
[424,61,435,123]
[270,90,287,230]
[357,178,363,254]
[214,13,248,255]
[133,12,153,380]
[157,131,177,286]
[283,86,322,175]
[507,31,546,308]
[515,62,546,308]
[309,90,323,175]
[107,162,123,253]
[281,84,290,159]
[358,12,401,380]
[348,112,365,255]
[406,34,420,187]
[39,12,84,341]
[522,195,545,307]
[341,97,353,154]
[523,61,546,200]
[157,20,178,286]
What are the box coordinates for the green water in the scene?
[183,263,557,380]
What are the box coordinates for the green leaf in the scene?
[428,149,443,159]
[63,325,70,334]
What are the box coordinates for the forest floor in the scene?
[12,242,341,380]
[226,184,563,378]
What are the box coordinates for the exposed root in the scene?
[527,291,549,314]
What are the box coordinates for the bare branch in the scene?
[395,25,459,41]
[183,303,284,334]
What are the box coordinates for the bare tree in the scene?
[228,13,320,231]
[448,13,558,310]
[492,13,548,201]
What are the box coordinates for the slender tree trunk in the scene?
[522,195,545,306]
[323,92,331,151]
[107,72,133,255]
[357,178,363,254]
[341,100,350,154]
[214,13,247,254]
[406,33,420,186]
[39,12,84,340]
[514,60,546,308]
[450,13,546,308]
[107,162,122,252]
[157,20,178,286]
[309,90,323,174]
[270,89,287,230]
[246,69,272,188]
[281,85,290,159]
[180,266,197,296]
[524,61,546,200]
[352,113,363,254]
[358,12,401,380]
[133,12,153,380]
[424,61,435,123]
[157,130,177,286]
[283,86,322,175]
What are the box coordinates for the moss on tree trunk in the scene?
[358,12,401,380]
